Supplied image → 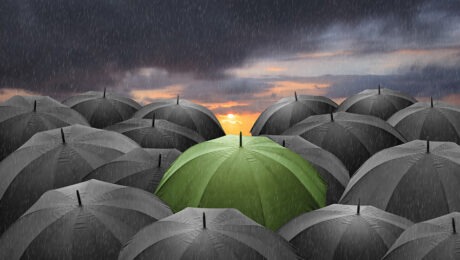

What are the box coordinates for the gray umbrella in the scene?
[84,148,181,192]
[63,90,141,129]
[0,95,89,160]
[337,86,416,120]
[340,140,460,223]
[0,124,140,234]
[105,116,205,151]
[383,212,460,260]
[133,97,225,140]
[118,207,300,260]
[388,99,460,144]
[278,204,412,260]
[0,180,172,260]
[251,93,337,136]
[283,112,406,175]
[265,135,349,204]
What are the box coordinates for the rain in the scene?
[1,1,460,259]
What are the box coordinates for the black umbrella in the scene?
[62,90,141,129]
[251,93,337,136]
[340,140,460,222]
[118,207,299,260]
[133,96,225,140]
[337,86,416,120]
[105,116,205,151]
[278,204,412,260]
[84,148,181,192]
[0,180,172,260]
[0,124,140,234]
[388,99,460,143]
[265,135,349,204]
[283,112,406,175]
[0,95,89,160]
[383,212,460,260]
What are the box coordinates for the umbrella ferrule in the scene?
[378,85,381,95]
[282,140,286,147]
[357,199,360,215]
[60,128,66,144]
[239,132,242,147]
[453,218,457,234]
[294,91,298,101]
[158,154,162,168]
[103,88,106,98]
[330,112,334,122]
[176,95,179,105]
[33,100,37,112]
[152,113,155,127]
[430,97,433,108]
[203,212,206,229]
[76,190,82,207]
[426,138,430,154]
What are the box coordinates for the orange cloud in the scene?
[296,50,353,59]
[130,84,184,105]
[194,101,250,111]
[265,66,287,72]
[257,81,330,98]
[0,88,37,103]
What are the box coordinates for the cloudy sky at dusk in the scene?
[1,1,459,134]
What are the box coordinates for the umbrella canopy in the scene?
[283,112,406,175]
[340,140,460,222]
[388,99,460,143]
[0,124,139,234]
[0,95,89,160]
[265,135,349,204]
[105,117,205,151]
[337,87,416,120]
[278,204,412,260]
[0,180,172,260]
[84,148,181,192]
[62,90,141,129]
[155,134,326,230]
[251,93,337,136]
[383,212,460,260]
[133,97,225,140]
[119,207,299,260]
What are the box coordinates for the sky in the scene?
[1,1,460,135]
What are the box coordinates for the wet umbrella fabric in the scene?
[383,212,460,260]
[105,118,205,152]
[337,87,416,120]
[265,135,349,204]
[63,90,141,129]
[0,124,140,234]
[388,100,460,143]
[155,135,326,230]
[134,98,225,140]
[118,207,299,260]
[340,140,460,222]
[283,112,406,175]
[0,180,172,260]
[84,148,181,192]
[0,95,89,160]
[278,204,412,260]
[251,94,337,136]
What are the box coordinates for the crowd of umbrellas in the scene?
[0,86,460,259]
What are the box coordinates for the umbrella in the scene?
[388,98,460,143]
[105,116,205,151]
[337,86,416,120]
[62,89,141,129]
[278,204,412,260]
[265,135,349,204]
[383,212,460,260]
[251,93,337,136]
[283,112,406,175]
[0,180,172,260]
[0,124,140,234]
[133,96,225,140]
[84,148,181,192]
[0,95,89,160]
[155,134,326,230]
[118,207,299,260]
[340,140,460,222]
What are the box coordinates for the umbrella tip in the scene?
[357,199,361,215]
[282,140,286,147]
[60,128,66,144]
[203,212,206,229]
[239,131,243,148]
[152,113,155,127]
[76,190,82,207]
[158,153,162,168]
[453,218,457,234]
[176,94,179,105]
[103,88,106,98]
[426,137,430,154]
[330,112,334,122]
[33,100,37,112]
[294,91,298,101]
[378,84,381,95]
[430,96,433,108]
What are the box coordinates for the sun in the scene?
[227,113,235,119]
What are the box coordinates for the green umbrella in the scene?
[155,134,327,230]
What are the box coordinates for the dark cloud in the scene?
[3,0,455,93]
